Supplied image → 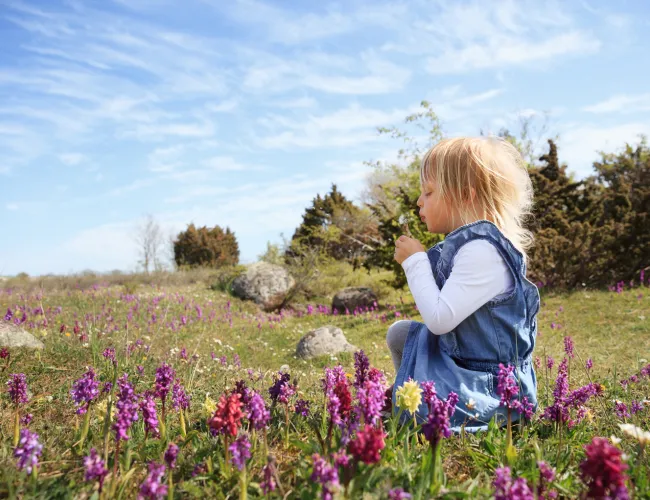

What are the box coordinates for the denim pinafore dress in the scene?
[392,220,540,433]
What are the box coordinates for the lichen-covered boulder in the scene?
[231,262,295,311]
[331,287,378,314]
[0,322,45,349]
[295,325,356,360]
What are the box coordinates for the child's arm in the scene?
[402,240,513,335]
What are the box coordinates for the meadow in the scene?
[0,263,649,499]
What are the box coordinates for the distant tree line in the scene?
[167,101,649,290]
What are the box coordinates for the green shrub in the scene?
[210,265,246,293]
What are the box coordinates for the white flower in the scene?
[466,398,476,411]
[619,423,650,445]
[610,435,622,445]
[279,364,290,373]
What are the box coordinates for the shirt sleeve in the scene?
[401,239,514,335]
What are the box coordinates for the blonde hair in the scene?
[420,136,534,259]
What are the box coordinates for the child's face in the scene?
[417,181,457,234]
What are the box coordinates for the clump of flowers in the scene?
[269,371,291,402]
[348,424,386,464]
[493,466,534,500]
[395,379,422,415]
[496,364,535,418]
[295,398,311,417]
[322,366,353,433]
[353,350,370,389]
[208,392,244,472]
[563,336,575,359]
[229,433,251,470]
[536,461,557,499]
[102,347,116,366]
[311,453,340,500]
[172,378,190,436]
[83,448,108,492]
[419,381,458,447]
[278,381,296,405]
[579,437,629,499]
[542,358,602,429]
[14,428,42,476]
[139,391,160,439]
[164,443,179,469]
[418,380,458,490]
[7,373,30,446]
[260,457,277,495]
[139,462,167,499]
[154,363,175,420]
[113,373,139,442]
[208,393,243,436]
[388,487,412,499]
[7,373,29,406]
[356,371,386,426]
[171,379,190,411]
[70,367,100,415]
[247,391,271,430]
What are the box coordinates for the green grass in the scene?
[0,267,648,498]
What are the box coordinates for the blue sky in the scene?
[1,0,649,276]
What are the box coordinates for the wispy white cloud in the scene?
[583,93,650,113]
[205,99,239,113]
[379,0,600,74]
[218,0,355,45]
[202,156,264,172]
[58,153,86,166]
[559,121,650,177]
[426,32,599,74]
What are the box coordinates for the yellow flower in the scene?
[396,380,422,414]
[203,394,217,418]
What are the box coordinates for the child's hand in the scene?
[394,235,425,265]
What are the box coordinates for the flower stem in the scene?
[102,396,113,463]
[284,404,290,448]
[167,472,174,500]
[263,428,269,459]
[239,465,248,500]
[113,440,121,479]
[430,440,442,494]
[224,434,231,476]
[13,411,20,447]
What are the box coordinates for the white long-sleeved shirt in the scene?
[402,239,514,335]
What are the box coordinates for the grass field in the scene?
[0,266,648,498]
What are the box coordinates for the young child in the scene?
[386,136,540,433]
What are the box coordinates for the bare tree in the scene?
[134,214,164,273]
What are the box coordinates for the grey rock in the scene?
[296,325,357,360]
[231,262,295,312]
[331,286,378,314]
[0,322,45,349]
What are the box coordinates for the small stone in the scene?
[295,325,356,360]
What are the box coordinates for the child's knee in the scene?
[386,320,410,349]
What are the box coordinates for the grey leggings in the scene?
[386,320,414,372]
